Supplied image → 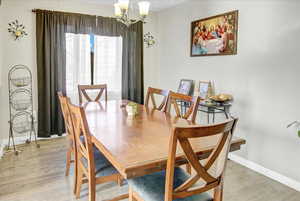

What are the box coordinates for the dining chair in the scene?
[57,92,76,180]
[145,87,170,111]
[165,92,201,174]
[164,91,200,123]
[67,99,123,201]
[128,118,238,201]
[78,84,107,104]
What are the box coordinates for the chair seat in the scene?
[81,136,118,177]
[128,167,213,201]
[93,148,118,177]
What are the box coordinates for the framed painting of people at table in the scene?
[191,10,238,57]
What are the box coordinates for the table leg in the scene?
[180,101,184,116]
[207,112,210,124]
[224,107,229,119]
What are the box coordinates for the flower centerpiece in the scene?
[126,102,138,116]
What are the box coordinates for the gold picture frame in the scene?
[191,10,238,57]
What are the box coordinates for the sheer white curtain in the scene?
[94,36,122,100]
[65,33,91,103]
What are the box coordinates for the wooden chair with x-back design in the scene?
[57,92,76,182]
[128,118,238,201]
[145,87,170,111]
[78,84,107,104]
[165,91,201,174]
[164,91,201,123]
[67,99,124,201]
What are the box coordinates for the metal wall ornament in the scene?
[8,65,40,155]
[144,32,155,48]
[8,20,28,40]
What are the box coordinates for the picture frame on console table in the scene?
[177,79,195,96]
[198,81,213,100]
[191,10,238,57]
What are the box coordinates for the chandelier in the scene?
[114,0,150,27]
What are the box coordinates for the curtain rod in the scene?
[32,9,103,18]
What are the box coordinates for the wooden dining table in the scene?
[84,100,246,180]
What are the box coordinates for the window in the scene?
[94,36,122,100]
[66,33,91,102]
[66,33,122,103]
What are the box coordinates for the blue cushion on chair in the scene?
[93,148,118,177]
[80,136,118,177]
[128,167,213,201]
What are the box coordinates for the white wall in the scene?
[0,0,158,143]
[155,0,300,183]
[0,5,4,146]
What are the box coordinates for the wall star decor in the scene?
[191,10,238,57]
[144,32,155,48]
[8,20,28,40]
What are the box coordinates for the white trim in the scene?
[0,140,5,159]
[229,153,300,192]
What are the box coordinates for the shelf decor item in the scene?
[191,10,238,56]
[198,81,214,100]
[8,20,28,40]
[8,65,39,155]
[209,93,233,103]
[177,79,195,96]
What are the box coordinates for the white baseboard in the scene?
[0,140,5,159]
[229,153,300,192]
[0,136,28,158]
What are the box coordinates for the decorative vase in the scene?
[126,103,138,116]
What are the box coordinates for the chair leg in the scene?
[88,171,96,201]
[75,167,83,199]
[129,187,134,201]
[65,148,72,176]
[117,175,123,186]
[214,184,224,201]
[186,164,191,174]
[73,152,78,194]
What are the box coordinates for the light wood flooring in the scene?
[0,137,299,201]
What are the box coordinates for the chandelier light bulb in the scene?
[138,1,150,16]
[113,0,150,26]
[118,0,129,10]
[114,3,122,17]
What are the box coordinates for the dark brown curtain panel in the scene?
[35,10,96,137]
[121,21,144,104]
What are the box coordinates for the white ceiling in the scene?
[82,0,188,11]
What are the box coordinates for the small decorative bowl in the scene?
[209,94,233,103]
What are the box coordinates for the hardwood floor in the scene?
[0,137,299,201]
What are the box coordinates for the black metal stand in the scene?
[8,65,40,155]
